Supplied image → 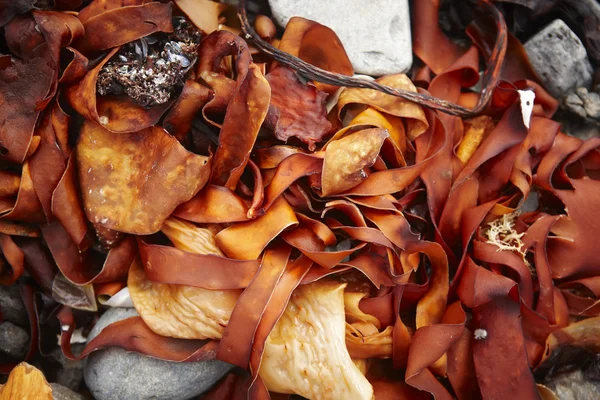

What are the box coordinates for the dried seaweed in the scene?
[237,0,507,118]
[0,1,599,400]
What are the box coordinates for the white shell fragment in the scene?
[56,327,88,346]
[518,89,535,129]
[99,287,135,308]
[474,328,488,340]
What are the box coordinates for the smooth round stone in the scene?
[83,308,232,400]
[0,285,28,327]
[51,383,85,400]
[0,321,30,359]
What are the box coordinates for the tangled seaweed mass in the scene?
[1,0,600,399]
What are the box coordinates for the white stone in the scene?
[524,19,593,98]
[268,0,412,76]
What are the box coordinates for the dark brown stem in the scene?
[237,0,507,118]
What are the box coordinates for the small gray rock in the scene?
[84,308,232,400]
[519,190,539,214]
[560,86,600,139]
[563,0,600,64]
[563,92,587,119]
[0,321,29,359]
[268,0,412,76]
[0,285,28,327]
[49,345,85,391]
[525,19,593,98]
[50,383,85,400]
[546,369,600,400]
[559,118,600,140]
[577,88,600,120]
[221,0,264,14]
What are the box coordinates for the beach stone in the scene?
[566,122,600,140]
[564,92,587,119]
[222,0,266,14]
[268,0,412,76]
[524,19,593,98]
[0,321,29,359]
[0,285,28,327]
[83,308,232,400]
[49,345,85,391]
[563,0,600,63]
[546,369,600,400]
[577,88,600,120]
[50,383,85,400]
[559,86,600,140]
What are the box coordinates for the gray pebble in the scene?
[525,19,593,98]
[0,321,30,359]
[519,190,539,214]
[50,383,85,400]
[579,89,600,120]
[564,93,587,119]
[84,308,232,400]
[561,87,600,139]
[0,285,28,327]
[560,118,600,140]
[49,344,85,391]
[545,369,600,400]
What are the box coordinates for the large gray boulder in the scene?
[83,308,232,400]
[268,0,412,76]
[524,19,593,98]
